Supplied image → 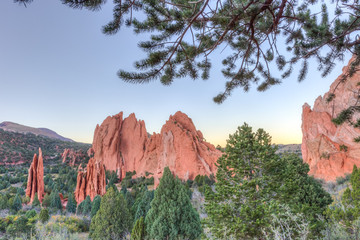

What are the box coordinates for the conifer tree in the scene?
[12,194,22,212]
[134,188,154,221]
[90,187,132,239]
[42,193,50,208]
[145,167,202,240]
[66,193,76,214]
[16,187,25,196]
[205,123,332,239]
[15,1,360,140]
[39,208,50,223]
[90,195,101,218]
[46,1,359,103]
[271,153,332,236]
[131,217,146,240]
[331,165,360,234]
[80,195,92,215]
[16,1,360,102]
[32,192,40,207]
[205,123,278,239]
[50,191,62,210]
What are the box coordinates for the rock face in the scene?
[302,57,360,181]
[26,148,44,203]
[75,111,222,202]
[91,112,148,180]
[141,112,221,186]
[61,148,85,166]
[74,157,106,203]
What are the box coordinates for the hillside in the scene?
[276,144,302,157]
[0,121,73,142]
[0,128,90,164]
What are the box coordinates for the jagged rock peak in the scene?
[26,148,44,203]
[75,111,222,200]
[74,157,106,204]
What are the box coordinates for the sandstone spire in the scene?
[26,148,44,203]
[74,157,106,203]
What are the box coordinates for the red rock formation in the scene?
[26,148,44,203]
[74,157,106,203]
[78,111,221,194]
[61,148,84,166]
[302,56,360,181]
[59,193,68,209]
[90,112,148,180]
[141,112,221,186]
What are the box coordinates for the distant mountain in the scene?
[0,128,90,164]
[0,121,73,142]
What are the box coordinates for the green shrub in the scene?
[25,209,37,219]
[32,192,40,207]
[50,191,62,210]
[90,187,132,239]
[77,196,91,215]
[39,208,50,223]
[131,217,146,240]
[12,194,22,212]
[336,174,351,185]
[42,193,50,208]
[66,193,76,214]
[90,195,101,218]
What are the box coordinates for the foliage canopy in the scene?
[90,187,132,239]
[16,0,360,103]
[205,123,332,238]
[145,167,202,240]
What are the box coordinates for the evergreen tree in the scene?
[31,1,352,104]
[134,189,154,221]
[66,193,76,214]
[145,167,202,240]
[124,191,134,209]
[80,196,92,215]
[32,192,40,207]
[0,194,8,209]
[205,123,332,239]
[205,124,276,238]
[131,217,146,240]
[17,1,360,103]
[90,195,101,218]
[42,193,50,208]
[16,187,25,196]
[120,184,127,195]
[50,191,62,210]
[39,208,50,223]
[12,194,22,212]
[16,1,360,141]
[25,209,37,218]
[90,187,132,239]
[272,153,332,235]
[330,165,360,235]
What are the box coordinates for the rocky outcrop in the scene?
[302,56,360,181]
[141,112,221,186]
[59,193,68,209]
[91,112,148,180]
[61,148,85,166]
[76,111,222,201]
[74,157,106,203]
[26,148,44,203]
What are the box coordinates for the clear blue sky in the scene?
[0,0,351,145]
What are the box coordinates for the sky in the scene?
[0,0,352,146]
